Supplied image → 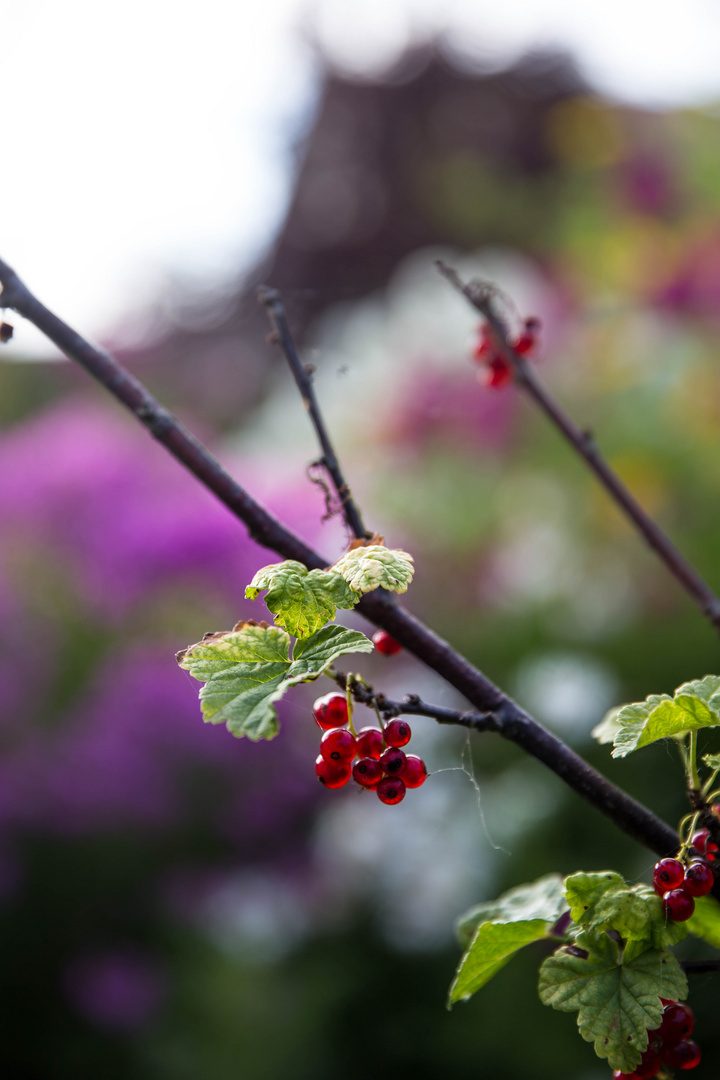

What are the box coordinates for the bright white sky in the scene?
[4,0,720,356]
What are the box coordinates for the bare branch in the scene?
[681,959,720,974]
[0,255,681,861]
[437,260,720,636]
[259,286,370,540]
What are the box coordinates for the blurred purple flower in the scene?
[389,363,517,452]
[617,153,676,217]
[63,950,165,1031]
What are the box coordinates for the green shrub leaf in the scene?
[538,931,687,1073]
[564,871,687,948]
[330,545,414,594]
[245,560,360,638]
[449,920,551,1006]
[611,682,720,758]
[177,622,372,740]
[686,893,720,948]
[455,874,566,948]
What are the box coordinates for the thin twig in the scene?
[0,256,681,861]
[329,669,501,732]
[259,286,369,540]
[437,260,720,636]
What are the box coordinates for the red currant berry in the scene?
[383,719,411,748]
[633,1047,662,1079]
[352,757,383,789]
[612,1072,638,1079]
[372,630,402,656]
[472,325,494,363]
[315,755,351,789]
[512,318,540,356]
[663,889,695,921]
[379,747,407,775]
[355,726,384,759]
[683,861,714,897]
[401,755,428,788]
[661,1039,701,1069]
[320,728,356,763]
[484,356,512,389]
[691,828,711,852]
[653,858,685,893]
[377,776,406,805]
[659,1002,694,1043]
[313,693,349,731]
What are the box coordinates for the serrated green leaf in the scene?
[538,930,687,1073]
[245,560,360,637]
[449,920,551,1006]
[330,545,414,595]
[675,675,720,709]
[456,874,567,948]
[565,872,625,926]
[702,752,720,771]
[686,893,720,948]
[564,872,686,948]
[591,708,621,746]
[178,622,373,740]
[612,689,720,759]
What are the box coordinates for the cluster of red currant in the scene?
[653,827,718,922]
[613,1000,700,1078]
[472,316,540,388]
[312,692,428,805]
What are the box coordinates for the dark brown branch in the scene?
[259,286,369,540]
[329,669,501,733]
[0,255,680,861]
[681,959,720,974]
[437,261,720,636]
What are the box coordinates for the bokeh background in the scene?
[4,3,720,1078]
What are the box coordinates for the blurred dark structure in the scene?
[109,48,586,428]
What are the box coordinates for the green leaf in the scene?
[449,920,551,1006]
[538,930,687,1073]
[564,872,686,948]
[456,874,567,948]
[675,675,720,709]
[331,545,414,595]
[702,752,720,771]
[612,688,720,759]
[591,707,621,746]
[245,560,360,638]
[686,893,720,948]
[565,872,625,926]
[177,622,373,740]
